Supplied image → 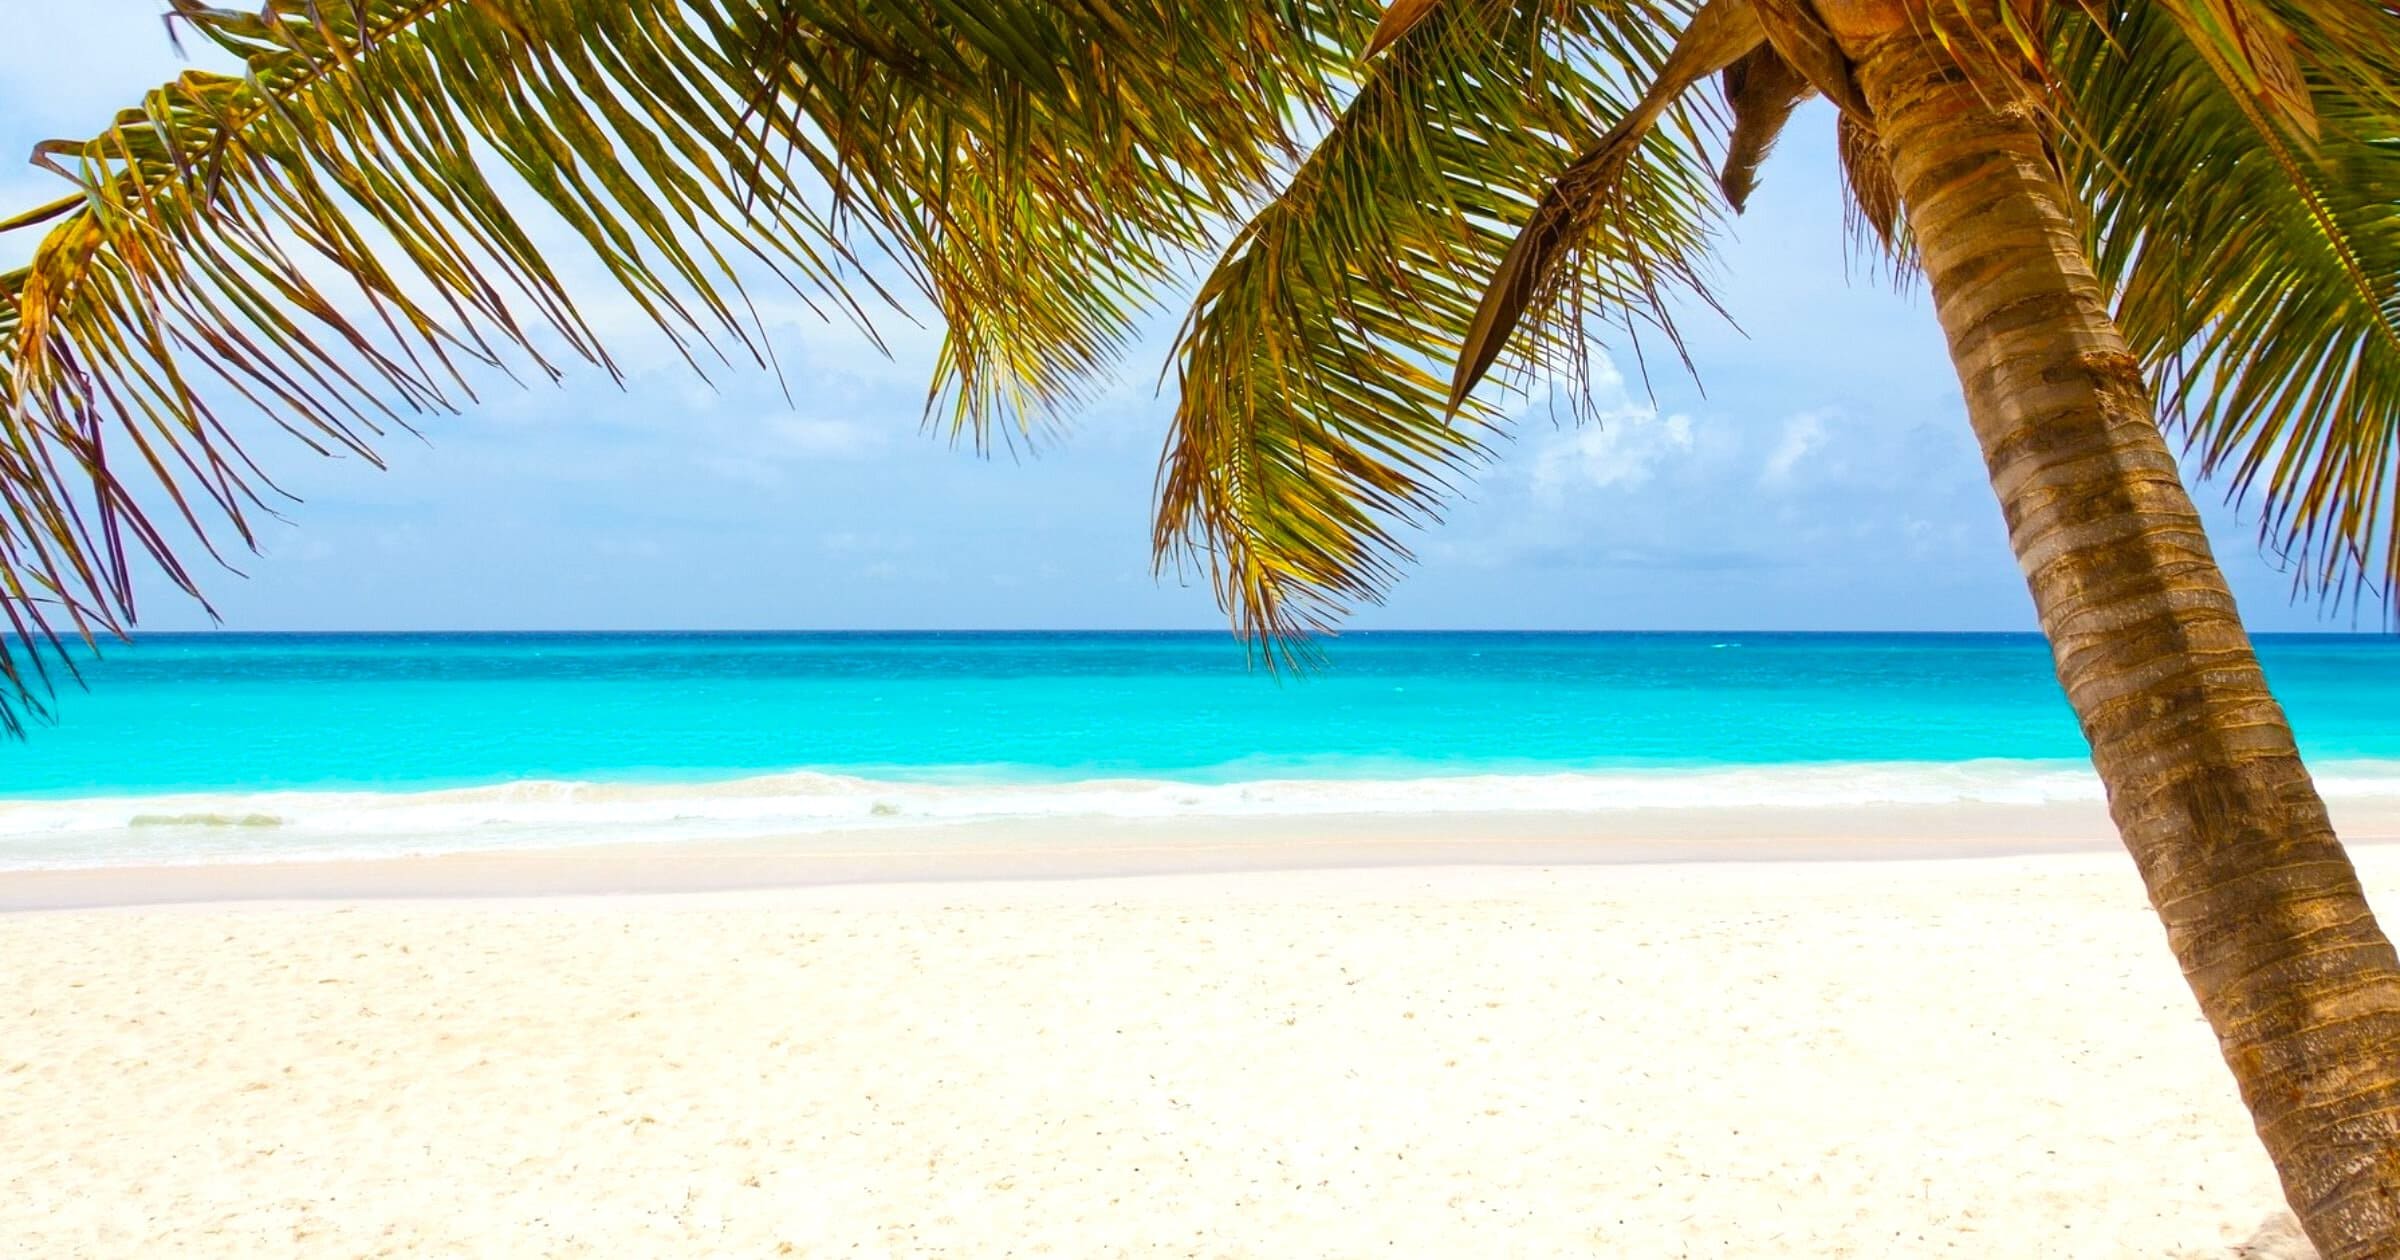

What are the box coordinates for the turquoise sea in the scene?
[2,631,2396,868]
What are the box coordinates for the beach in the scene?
[12,829,2396,1258]
[6,0,2400,1241]
[10,631,2400,1256]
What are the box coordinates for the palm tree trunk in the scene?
[1844,10,2400,1256]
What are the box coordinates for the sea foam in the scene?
[7,759,2400,871]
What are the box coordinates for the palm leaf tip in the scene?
[1450,200,1570,411]
[1363,0,1442,60]
[1836,113,1913,275]
[1450,0,1760,408]
[1717,45,1814,213]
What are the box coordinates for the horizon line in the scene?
[120,626,2397,637]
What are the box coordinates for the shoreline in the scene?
[11,797,2400,911]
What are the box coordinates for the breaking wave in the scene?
[8,759,2400,871]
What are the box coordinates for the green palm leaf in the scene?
[7,0,2399,730]
[1154,0,1719,652]
[0,0,1370,729]
[2058,0,2400,609]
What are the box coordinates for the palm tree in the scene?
[3,0,2397,1249]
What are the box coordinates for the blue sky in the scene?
[0,3,2369,634]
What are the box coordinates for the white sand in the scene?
[10,845,2392,1258]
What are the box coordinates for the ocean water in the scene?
[2,631,2396,868]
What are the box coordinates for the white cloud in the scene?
[1760,411,1829,488]
[1531,411,1696,495]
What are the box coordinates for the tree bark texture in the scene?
[1847,10,2400,1255]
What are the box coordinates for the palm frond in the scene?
[1363,0,1445,59]
[1452,0,1757,405]
[2155,0,2318,141]
[1155,0,1722,652]
[799,0,1371,444]
[1744,0,1864,120]
[2058,0,2400,611]
[0,0,1370,729]
[1717,45,1814,213]
[1835,112,1914,280]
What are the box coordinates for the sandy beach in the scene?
[11,829,2397,1257]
